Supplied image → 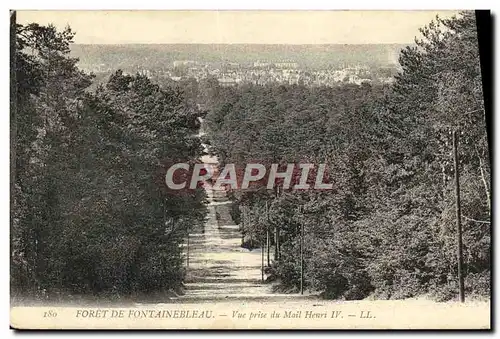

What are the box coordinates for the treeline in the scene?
[204,12,490,300]
[11,22,206,301]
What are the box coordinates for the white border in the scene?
[0,1,489,10]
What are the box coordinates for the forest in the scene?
[11,11,490,302]
[203,11,490,301]
[11,19,207,302]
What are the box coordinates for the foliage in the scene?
[11,23,206,301]
[204,11,490,300]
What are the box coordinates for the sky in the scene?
[16,10,461,45]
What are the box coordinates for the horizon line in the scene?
[71,42,415,45]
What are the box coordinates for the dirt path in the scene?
[178,128,314,303]
[180,183,285,302]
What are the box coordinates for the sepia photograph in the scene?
[9,9,491,330]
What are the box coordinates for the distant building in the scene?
[379,77,395,84]
[288,74,300,85]
[275,61,298,69]
[173,60,196,67]
[138,69,151,78]
[253,61,270,68]
[218,77,238,87]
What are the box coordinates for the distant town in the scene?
[79,59,398,87]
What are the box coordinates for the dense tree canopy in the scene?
[204,11,490,300]
[12,22,206,301]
